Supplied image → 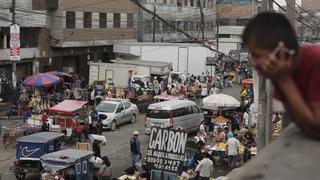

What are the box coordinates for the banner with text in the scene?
[10,24,21,61]
[146,127,188,173]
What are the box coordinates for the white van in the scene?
[145,100,204,135]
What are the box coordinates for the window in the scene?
[218,34,231,38]
[190,0,194,7]
[189,22,195,31]
[184,0,188,6]
[99,13,107,28]
[117,104,124,112]
[177,0,182,6]
[82,160,87,174]
[114,13,121,28]
[66,11,75,29]
[32,0,44,10]
[177,21,182,29]
[163,22,169,32]
[127,14,134,28]
[238,19,250,26]
[183,22,188,31]
[192,105,200,113]
[146,109,171,119]
[124,102,131,109]
[196,22,201,31]
[144,20,152,33]
[172,107,192,117]
[196,0,200,7]
[83,12,92,28]
[76,163,81,174]
[155,20,160,33]
[170,21,176,32]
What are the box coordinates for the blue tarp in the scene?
[16,132,64,143]
[41,149,94,164]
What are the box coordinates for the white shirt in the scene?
[243,112,249,127]
[226,137,240,156]
[195,158,213,178]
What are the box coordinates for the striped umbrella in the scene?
[23,73,61,88]
[45,71,69,77]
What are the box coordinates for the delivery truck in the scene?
[89,59,172,88]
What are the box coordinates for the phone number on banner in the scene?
[147,156,181,172]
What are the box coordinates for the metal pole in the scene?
[11,0,17,102]
[216,13,219,51]
[285,0,296,30]
[137,0,144,42]
[152,6,156,43]
[256,0,273,152]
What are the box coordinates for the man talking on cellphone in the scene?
[242,12,320,139]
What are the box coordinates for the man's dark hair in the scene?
[242,12,299,51]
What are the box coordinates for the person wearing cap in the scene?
[130,131,141,168]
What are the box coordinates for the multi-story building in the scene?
[216,0,258,54]
[299,0,320,44]
[0,0,49,100]
[47,0,138,84]
[302,0,320,12]
[138,0,216,42]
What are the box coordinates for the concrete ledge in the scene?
[228,124,320,180]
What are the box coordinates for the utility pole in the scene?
[152,6,156,43]
[216,13,219,52]
[285,0,296,29]
[11,0,17,101]
[256,0,273,152]
[137,0,144,42]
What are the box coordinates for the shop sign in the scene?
[146,127,187,173]
[10,24,20,61]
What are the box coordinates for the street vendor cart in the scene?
[40,149,94,180]
[10,132,65,180]
[49,100,90,142]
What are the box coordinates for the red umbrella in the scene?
[23,73,61,88]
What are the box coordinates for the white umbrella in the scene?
[202,93,241,110]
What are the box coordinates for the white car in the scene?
[96,99,138,130]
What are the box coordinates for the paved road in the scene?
[0,85,241,179]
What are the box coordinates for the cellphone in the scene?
[272,46,292,60]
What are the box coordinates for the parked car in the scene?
[96,98,138,130]
[145,100,204,135]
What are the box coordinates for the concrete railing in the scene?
[227,124,320,180]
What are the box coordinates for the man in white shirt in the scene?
[195,153,213,180]
[226,133,240,168]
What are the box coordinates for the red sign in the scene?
[10,24,21,61]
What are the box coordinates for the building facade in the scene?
[302,0,320,12]
[216,0,258,54]
[46,0,138,84]
[0,0,49,100]
[138,0,216,42]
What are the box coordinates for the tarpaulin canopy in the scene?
[41,149,94,173]
[49,100,88,116]
[202,94,240,110]
[16,132,64,143]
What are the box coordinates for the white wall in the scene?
[115,43,214,76]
